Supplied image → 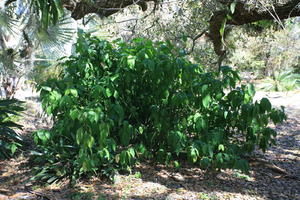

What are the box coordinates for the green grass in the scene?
[71,192,94,200]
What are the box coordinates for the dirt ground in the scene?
[0,91,299,200]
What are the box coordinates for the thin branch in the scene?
[209,0,300,55]
[258,0,286,29]
[186,29,208,55]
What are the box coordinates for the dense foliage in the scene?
[0,99,24,159]
[33,32,286,183]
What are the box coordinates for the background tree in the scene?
[57,0,300,55]
[1,0,299,88]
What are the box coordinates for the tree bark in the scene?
[62,0,156,20]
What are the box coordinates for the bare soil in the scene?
[0,91,299,200]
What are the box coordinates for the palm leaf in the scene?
[34,14,77,59]
[0,98,24,158]
[0,2,26,37]
[0,9,18,35]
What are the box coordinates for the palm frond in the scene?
[0,6,22,36]
[34,14,77,59]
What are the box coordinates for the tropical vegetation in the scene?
[0,98,24,158]
[0,0,298,192]
[31,32,286,183]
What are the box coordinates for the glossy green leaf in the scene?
[99,123,109,147]
[260,98,272,112]
[127,55,136,69]
[220,18,227,38]
[216,153,223,163]
[88,110,99,123]
[87,135,95,149]
[127,147,135,158]
[65,88,78,97]
[105,88,112,98]
[218,144,225,152]
[10,143,18,155]
[76,128,84,145]
[230,2,237,14]
[70,109,79,120]
[119,121,133,146]
[37,130,50,142]
[195,117,206,131]
[187,146,199,163]
[202,94,211,108]
[247,84,256,97]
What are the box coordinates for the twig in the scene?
[186,29,208,55]
[249,157,287,174]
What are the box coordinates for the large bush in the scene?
[33,32,286,183]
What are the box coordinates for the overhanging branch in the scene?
[62,0,157,20]
[208,0,300,55]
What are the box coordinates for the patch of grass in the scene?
[199,192,219,200]
[70,191,94,200]
[246,189,259,195]
[96,195,107,200]
[233,170,252,181]
[199,193,210,200]
[31,185,42,191]
[210,195,219,200]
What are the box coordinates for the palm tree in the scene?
[0,0,77,99]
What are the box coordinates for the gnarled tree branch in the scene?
[62,0,300,56]
[208,0,300,55]
[61,0,156,19]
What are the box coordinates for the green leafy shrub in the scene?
[33,32,286,183]
[0,99,24,159]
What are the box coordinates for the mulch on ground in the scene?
[0,91,299,200]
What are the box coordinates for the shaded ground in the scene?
[0,91,299,200]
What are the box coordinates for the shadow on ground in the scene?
[0,93,299,200]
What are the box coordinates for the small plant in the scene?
[134,171,142,179]
[32,32,286,183]
[257,70,300,92]
[233,170,252,181]
[96,195,106,200]
[199,192,214,200]
[210,195,219,200]
[71,192,94,200]
[0,99,24,159]
[199,193,219,200]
